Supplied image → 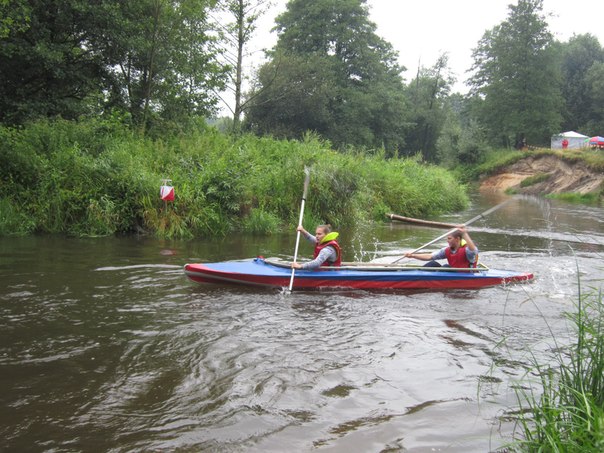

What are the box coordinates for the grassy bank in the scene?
[0,118,468,238]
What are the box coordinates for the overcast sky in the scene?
[221,0,604,114]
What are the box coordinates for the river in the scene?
[1,193,603,452]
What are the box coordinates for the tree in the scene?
[559,34,604,133]
[0,0,30,38]
[103,0,228,132]
[0,0,110,124]
[405,54,455,162]
[244,0,409,153]
[0,0,228,131]
[584,62,604,134]
[245,52,337,139]
[215,0,271,132]
[467,0,563,147]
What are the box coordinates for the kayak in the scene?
[184,257,534,290]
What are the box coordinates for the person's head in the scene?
[315,224,332,243]
[447,230,463,250]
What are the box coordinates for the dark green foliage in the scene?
[244,0,409,154]
[0,119,468,238]
[0,0,109,124]
[559,34,604,134]
[583,62,604,135]
[453,118,491,166]
[468,0,563,147]
[0,0,227,132]
[0,197,35,236]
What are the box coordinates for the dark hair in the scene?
[451,230,463,240]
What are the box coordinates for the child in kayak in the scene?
[405,225,478,268]
[291,224,342,270]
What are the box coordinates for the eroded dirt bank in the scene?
[479,155,603,195]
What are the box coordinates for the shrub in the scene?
[1,119,469,238]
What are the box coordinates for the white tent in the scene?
[551,131,589,149]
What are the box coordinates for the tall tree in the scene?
[244,0,409,153]
[0,0,110,124]
[405,54,454,162]
[559,34,604,133]
[0,0,227,130]
[215,0,271,132]
[584,61,604,134]
[104,0,228,132]
[467,0,563,147]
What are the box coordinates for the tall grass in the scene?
[505,275,604,451]
[546,192,602,206]
[1,119,469,238]
[0,197,35,236]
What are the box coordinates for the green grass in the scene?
[503,275,604,451]
[459,147,604,184]
[520,172,551,188]
[0,119,469,238]
[546,192,602,206]
[0,197,35,236]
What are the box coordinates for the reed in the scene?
[0,198,34,236]
[505,276,604,451]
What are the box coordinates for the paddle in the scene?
[288,167,311,291]
[390,198,513,264]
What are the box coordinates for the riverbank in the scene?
[0,118,468,238]
[476,149,604,202]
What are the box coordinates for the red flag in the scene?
[160,185,175,201]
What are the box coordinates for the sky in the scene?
[220,0,604,114]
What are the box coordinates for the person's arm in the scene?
[458,225,478,263]
[291,226,318,269]
[405,249,444,261]
[296,246,336,270]
[457,226,477,251]
[297,225,317,244]
[404,252,432,261]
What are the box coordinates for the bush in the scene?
[1,119,469,238]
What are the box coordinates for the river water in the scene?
[1,193,603,452]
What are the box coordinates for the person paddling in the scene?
[404,225,478,268]
[291,224,342,270]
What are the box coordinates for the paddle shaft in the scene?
[288,168,311,291]
[391,198,513,264]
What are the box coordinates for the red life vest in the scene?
[444,245,476,268]
[314,240,342,267]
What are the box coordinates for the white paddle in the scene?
[391,198,514,264]
[288,167,311,291]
